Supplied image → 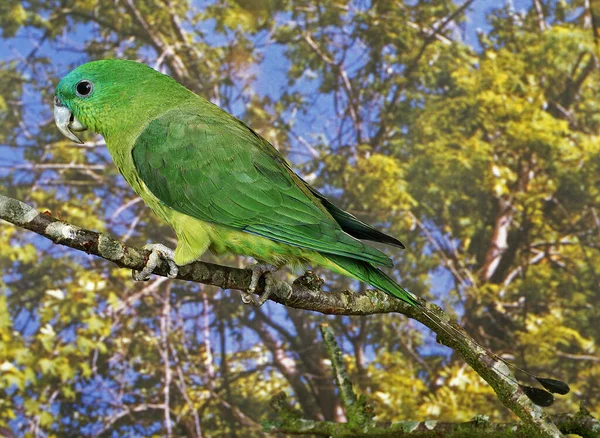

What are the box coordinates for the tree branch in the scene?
[319,324,373,427]
[122,0,190,83]
[0,193,570,437]
[370,0,476,147]
[264,325,600,437]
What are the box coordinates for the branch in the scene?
[122,0,190,82]
[265,393,599,437]
[589,0,600,56]
[0,193,567,436]
[533,0,547,32]
[319,324,374,427]
[370,0,476,147]
[263,325,600,437]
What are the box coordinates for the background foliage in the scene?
[0,0,598,436]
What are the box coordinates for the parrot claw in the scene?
[133,243,179,281]
[240,263,278,307]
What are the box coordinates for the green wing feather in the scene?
[132,106,395,268]
[301,181,405,248]
[323,254,418,305]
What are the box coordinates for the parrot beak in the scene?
[53,96,87,144]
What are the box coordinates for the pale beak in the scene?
[53,96,87,144]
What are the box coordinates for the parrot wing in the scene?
[300,180,405,249]
[131,107,394,268]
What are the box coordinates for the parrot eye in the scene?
[75,80,93,97]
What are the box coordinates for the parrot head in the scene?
[54,59,189,143]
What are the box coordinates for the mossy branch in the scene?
[265,393,600,437]
[320,324,374,428]
[263,325,600,438]
[0,193,591,437]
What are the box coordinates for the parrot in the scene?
[54,59,568,405]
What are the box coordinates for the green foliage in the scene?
[0,0,598,436]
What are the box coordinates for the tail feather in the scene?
[324,253,571,408]
[323,254,418,306]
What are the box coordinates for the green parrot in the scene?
[54,59,414,307]
[54,60,568,405]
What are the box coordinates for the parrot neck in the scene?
[103,93,194,140]
[78,73,197,141]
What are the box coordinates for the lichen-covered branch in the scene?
[264,325,600,438]
[266,393,600,437]
[319,324,374,428]
[0,193,579,437]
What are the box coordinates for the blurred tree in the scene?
[0,0,598,436]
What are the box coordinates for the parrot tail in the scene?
[324,254,419,306]
[324,253,570,407]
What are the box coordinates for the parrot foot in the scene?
[133,243,179,281]
[240,263,278,307]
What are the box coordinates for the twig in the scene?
[370,0,476,147]
[588,0,600,57]
[533,0,547,32]
[160,284,173,438]
[122,0,189,81]
[319,324,373,427]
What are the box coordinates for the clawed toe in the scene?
[133,243,179,281]
[240,290,253,305]
[241,263,278,307]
